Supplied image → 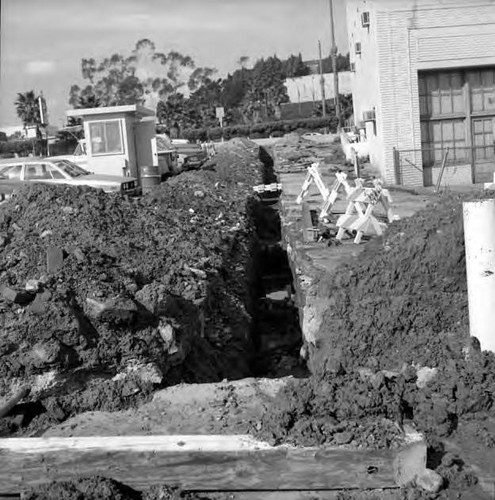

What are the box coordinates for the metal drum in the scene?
[140,165,161,194]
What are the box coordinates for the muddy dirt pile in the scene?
[274,133,346,173]
[21,475,213,500]
[258,193,495,476]
[0,138,266,436]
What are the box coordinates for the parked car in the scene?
[0,157,138,196]
[172,140,207,170]
[48,139,88,169]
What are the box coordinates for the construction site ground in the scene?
[2,135,495,499]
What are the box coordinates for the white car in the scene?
[0,157,138,195]
[302,132,323,138]
[49,139,88,169]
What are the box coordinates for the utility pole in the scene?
[318,40,326,118]
[329,0,341,131]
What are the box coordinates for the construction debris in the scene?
[0,138,268,438]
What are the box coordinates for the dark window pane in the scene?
[105,121,122,153]
[89,123,106,154]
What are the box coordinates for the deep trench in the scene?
[249,148,308,379]
[0,147,307,438]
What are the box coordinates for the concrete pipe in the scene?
[463,199,495,352]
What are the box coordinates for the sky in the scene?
[0,0,348,129]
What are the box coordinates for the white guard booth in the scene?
[66,105,159,179]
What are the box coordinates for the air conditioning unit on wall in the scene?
[355,42,362,55]
[363,110,376,122]
[361,12,370,27]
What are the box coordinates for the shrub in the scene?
[169,116,336,142]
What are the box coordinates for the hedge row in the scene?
[157,116,339,142]
[0,139,77,159]
[0,139,39,157]
[1,116,337,159]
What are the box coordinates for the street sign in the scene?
[215,107,224,119]
[38,96,48,125]
[215,107,225,128]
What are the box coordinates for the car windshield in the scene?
[53,160,90,178]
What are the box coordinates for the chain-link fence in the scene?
[393,145,495,186]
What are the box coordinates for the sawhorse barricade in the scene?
[296,164,355,221]
[336,179,399,244]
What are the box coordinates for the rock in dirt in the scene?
[30,340,79,369]
[112,361,163,385]
[27,290,52,314]
[46,245,64,274]
[416,366,438,389]
[416,468,444,493]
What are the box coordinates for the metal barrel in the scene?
[140,165,161,194]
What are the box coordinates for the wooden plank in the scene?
[199,490,399,500]
[0,431,426,494]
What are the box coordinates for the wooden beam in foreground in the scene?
[0,429,426,494]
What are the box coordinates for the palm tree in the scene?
[14,90,41,127]
[14,91,45,155]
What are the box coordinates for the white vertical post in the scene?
[463,199,495,352]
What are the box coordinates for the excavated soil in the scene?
[0,138,274,437]
[255,188,495,498]
[21,475,213,500]
[8,133,495,499]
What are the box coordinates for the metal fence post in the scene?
[393,148,401,185]
[434,148,450,193]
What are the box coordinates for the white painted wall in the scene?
[346,0,495,186]
[284,72,352,103]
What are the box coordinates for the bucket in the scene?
[140,165,161,194]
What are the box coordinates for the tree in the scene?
[188,78,223,128]
[321,53,351,73]
[8,131,22,141]
[14,90,41,127]
[237,56,249,70]
[283,54,310,78]
[245,56,289,121]
[14,90,45,155]
[68,39,213,111]
[156,93,196,136]
[188,67,217,93]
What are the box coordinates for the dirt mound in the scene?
[258,193,495,462]
[0,139,267,436]
[21,476,211,500]
[311,192,478,375]
[21,476,141,500]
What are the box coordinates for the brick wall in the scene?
[349,0,495,187]
[424,164,473,188]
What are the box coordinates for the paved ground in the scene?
[277,164,439,274]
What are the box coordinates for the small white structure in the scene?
[66,105,158,178]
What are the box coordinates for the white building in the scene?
[284,72,352,104]
[347,0,495,187]
[67,105,157,178]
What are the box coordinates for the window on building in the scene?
[468,69,495,112]
[419,72,463,118]
[89,120,123,155]
[472,118,495,161]
[421,119,466,166]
